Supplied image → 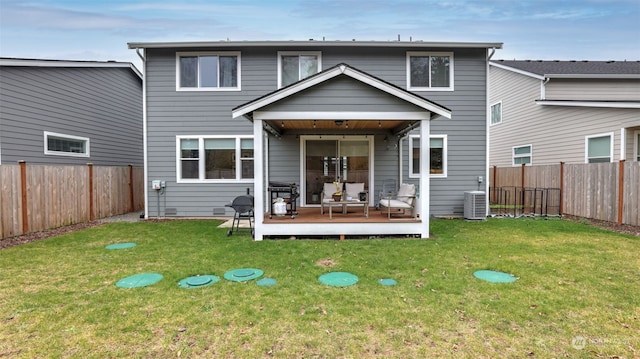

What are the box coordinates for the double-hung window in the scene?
[44,131,89,157]
[512,145,532,165]
[409,135,447,178]
[585,133,613,163]
[177,136,253,182]
[407,52,454,91]
[491,102,502,125]
[177,52,240,91]
[278,52,321,88]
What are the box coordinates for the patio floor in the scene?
[262,206,420,224]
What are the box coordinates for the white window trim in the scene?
[406,51,454,91]
[634,130,640,162]
[175,51,241,92]
[277,51,322,89]
[512,144,532,166]
[44,131,90,158]
[490,101,502,126]
[176,135,254,183]
[408,134,447,178]
[585,132,614,163]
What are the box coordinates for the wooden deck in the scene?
[263,206,419,224]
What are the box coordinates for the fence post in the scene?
[88,163,95,221]
[492,165,497,202]
[18,160,28,234]
[618,160,625,224]
[128,164,134,212]
[559,162,564,215]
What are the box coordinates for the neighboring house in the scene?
[0,58,143,166]
[489,60,640,167]
[127,40,502,240]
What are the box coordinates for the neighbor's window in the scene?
[407,52,453,90]
[177,52,240,90]
[586,133,613,163]
[491,102,502,125]
[178,136,253,182]
[44,131,89,157]
[278,52,321,88]
[512,145,532,165]
[409,135,447,178]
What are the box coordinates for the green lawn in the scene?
[0,218,638,358]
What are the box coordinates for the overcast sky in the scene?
[1,0,639,71]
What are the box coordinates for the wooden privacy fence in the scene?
[489,161,640,226]
[0,162,144,239]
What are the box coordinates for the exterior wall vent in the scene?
[164,208,177,216]
[213,207,226,216]
[464,191,486,220]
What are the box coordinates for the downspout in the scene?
[398,133,409,185]
[541,78,550,99]
[136,48,149,219]
[485,48,496,216]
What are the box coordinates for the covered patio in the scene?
[232,64,451,240]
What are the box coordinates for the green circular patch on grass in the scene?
[105,242,137,250]
[473,270,517,283]
[256,278,277,287]
[115,273,163,288]
[378,278,397,286]
[318,272,359,287]
[178,275,220,289]
[223,268,264,282]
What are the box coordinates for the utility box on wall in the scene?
[464,191,486,220]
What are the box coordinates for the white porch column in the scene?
[253,119,264,241]
[419,119,430,238]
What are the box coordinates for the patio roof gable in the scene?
[232,63,451,120]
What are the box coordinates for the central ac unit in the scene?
[464,191,486,220]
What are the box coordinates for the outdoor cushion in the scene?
[323,182,341,199]
[344,183,364,200]
[378,199,411,208]
[396,183,416,204]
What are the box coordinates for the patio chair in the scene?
[376,179,397,209]
[320,182,343,215]
[378,183,417,219]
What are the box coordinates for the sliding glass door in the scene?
[304,137,370,205]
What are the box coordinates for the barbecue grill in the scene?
[225,194,254,238]
[268,181,299,219]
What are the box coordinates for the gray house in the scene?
[0,58,143,166]
[128,40,502,240]
[489,60,640,166]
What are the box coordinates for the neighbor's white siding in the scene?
[545,78,640,101]
[489,66,640,166]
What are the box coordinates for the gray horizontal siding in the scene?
[0,66,143,166]
[145,46,489,216]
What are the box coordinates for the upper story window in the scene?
[44,131,89,157]
[512,145,532,165]
[176,52,240,91]
[407,52,454,91]
[177,135,253,182]
[491,102,502,125]
[585,133,613,163]
[278,52,321,88]
[409,135,447,178]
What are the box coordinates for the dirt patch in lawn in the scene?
[315,258,337,267]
